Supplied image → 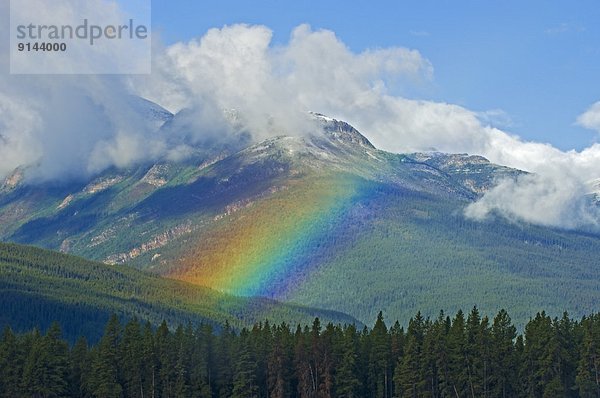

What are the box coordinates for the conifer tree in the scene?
[44,322,70,397]
[121,319,144,398]
[0,326,24,398]
[553,312,578,396]
[525,312,554,397]
[232,330,259,398]
[447,309,469,397]
[389,321,404,397]
[369,311,391,398]
[394,312,425,397]
[576,314,600,398]
[21,324,69,398]
[465,306,491,397]
[140,321,158,398]
[390,320,405,367]
[308,318,324,398]
[22,328,46,397]
[70,336,91,398]
[90,314,123,398]
[317,323,335,398]
[295,325,315,398]
[423,311,447,397]
[268,324,293,398]
[217,321,235,398]
[190,323,213,397]
[252,321,273,398]
[335,324,361,398]
[174,325,192,398]
[156,320,176,398]
[489,309,517,397]
[357,325,372,397]
[513,334,527,397]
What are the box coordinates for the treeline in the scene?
[1,308,599,398]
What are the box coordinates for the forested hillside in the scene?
[1,308,598,398]
[0,243,358,342]
[165,173,600,327]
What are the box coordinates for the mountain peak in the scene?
[1,167,25,192]
[128,96,174,126]
[310,112,376,149]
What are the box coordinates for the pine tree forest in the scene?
[1,308,599,398]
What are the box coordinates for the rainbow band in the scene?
[171,174,373,298]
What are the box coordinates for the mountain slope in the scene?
[0,242,359,342]
[160,169,600,326]
[0,112,598,327]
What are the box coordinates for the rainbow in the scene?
[171,174,376,298]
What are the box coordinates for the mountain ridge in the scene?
[0,102,597,326]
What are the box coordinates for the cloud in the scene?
[465,168,600,231]
[464,129,600,230]
[0,72,171,181]
[133,24,434,141]
[0,93,43,178]
[0,20,437,182]
[0,0,161,181]
[576,101,600,133]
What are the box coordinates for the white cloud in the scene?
[0,72,169,181]
[134,24,434,141]
[0,0,160,181]
[576,101,600,133]
[0,93,43,178]
[464,129,600,230]
[465,168,600,231]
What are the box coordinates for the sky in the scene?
[152,0,600,151]
[1,0,600,231]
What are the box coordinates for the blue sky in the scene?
[152,0,600,151]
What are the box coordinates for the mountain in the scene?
[0,108,598,327]
[0,242,359,342]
